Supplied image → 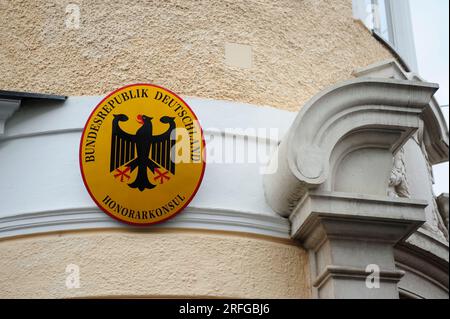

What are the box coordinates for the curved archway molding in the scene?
[264,78,438,216]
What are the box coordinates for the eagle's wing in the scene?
[150,117,176,175]
[110,114,136,172]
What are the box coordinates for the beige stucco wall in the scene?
[0,0,393,110]
[0,229,311,298]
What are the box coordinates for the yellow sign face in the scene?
[80,84,206,225]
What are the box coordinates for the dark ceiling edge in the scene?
[0,90,67,101]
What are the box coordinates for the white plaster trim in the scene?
[1,96,295,141]
[0,127,280,145]
[0,96,294,240]
[0,206,290,240]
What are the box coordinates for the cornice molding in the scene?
[290,191,427,246]
[354,59,449,165]
[0,206,290,240]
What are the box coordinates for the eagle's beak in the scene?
[136,114,144,124]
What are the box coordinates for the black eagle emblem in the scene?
[110,114,176,191]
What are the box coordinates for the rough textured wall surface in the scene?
[0,229,311,298]
[0,0,393,110]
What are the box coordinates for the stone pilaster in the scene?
[290,192,426,298]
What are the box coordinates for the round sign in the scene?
[79,84,206,225]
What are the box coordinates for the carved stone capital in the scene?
[291,191,427,299]
[291,192,426,246]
